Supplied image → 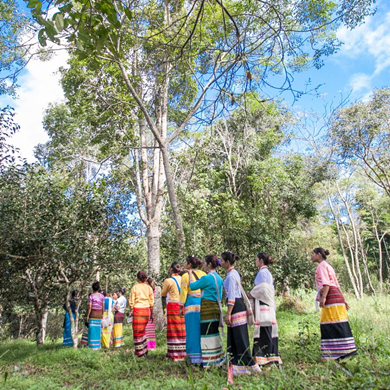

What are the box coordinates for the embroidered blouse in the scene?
[189,272,223,303]
[89,293,104,311]
[129,282,154,309]
[161,274,182,303]
[179,270,206,305]
[254,266,274,286]
[315,261,340,290]
[223,269,242,306]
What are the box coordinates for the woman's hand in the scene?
[319,297,326,308]
[225,313,231,325]
[345,302,350,310]
[179,306,184,318]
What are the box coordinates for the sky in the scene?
[1,0,390,162]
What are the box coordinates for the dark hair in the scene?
[71,289,79,298]
[117,287,127,295]
[147,277,154,286]
[205,254,219,269]
[313,247,330,260]
[84,321,89,328]
[221,251,240,266]
[137,270,148,282]
[186,255,203,269]
[257,252,274,265]
[101,289,107,297]
[170,261,181,274]
[92,281,100,292]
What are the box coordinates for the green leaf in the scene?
[124,8,133,20]
[54,13,64,32]
[38,29,47,47]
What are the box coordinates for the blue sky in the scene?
[1,0,390,161]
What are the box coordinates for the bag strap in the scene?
[171,276,181,293]
[231,271,253,316]
[210,273,224,337]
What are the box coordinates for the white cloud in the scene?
[337,5,390,83]
[349,73,372,93]
[2,47,68,162]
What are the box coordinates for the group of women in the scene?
[62,282,130,350]
[63,246,357,373]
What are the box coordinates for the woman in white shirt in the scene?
[113,287,127,348]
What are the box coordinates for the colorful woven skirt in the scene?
[253,301,282,365]
[227,298,259,375]
[200,299,226,368]
[184,295,202,364]
[145,317,156,350]
[62,312,74,347]
[133,307,150,357]
[166,302,186,361]
[101,310,114,349]
[113,312,125,348]
[320,287,357,361]
[88,310,102,350]
[80,325,88,347]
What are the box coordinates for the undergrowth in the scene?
[0,292,389,390]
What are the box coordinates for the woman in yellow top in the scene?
[129,270,154,357]
[179,255,206,365]
[162,262,186,361]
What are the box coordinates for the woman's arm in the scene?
[319,285,330,308]
[86,303,92,322]
[189,276,207,291]
[225,304,233,325]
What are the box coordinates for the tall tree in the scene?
[28,0,375,275]
[330,88,390,198]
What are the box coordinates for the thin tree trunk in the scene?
[326,191,361,299]
[336,181,364,298]
[36,304,49,345]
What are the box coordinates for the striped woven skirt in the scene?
[145,317,156,350]
[62,312,74,347]
[166,302,186,361]
[88,310,102,350]
[253,301,282,365]
[133,307,150,357]
[113,312,125,348]
[227,298,259,375]
[80,325,88,347]
[184,295,202,364]
[101,310,114,349]
[320,287,357,361]
[200,298,226,368]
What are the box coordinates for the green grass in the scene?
[1,293,389,390]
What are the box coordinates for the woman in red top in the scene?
[312,247,357,361]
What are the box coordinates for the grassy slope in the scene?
[0,294,389,390]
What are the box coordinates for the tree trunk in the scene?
[147,220,161,277]
[326,191,361,299]
[160,143,185,257]
[36,304,49,345]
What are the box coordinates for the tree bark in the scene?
[36,304,49,345]
[147,220,161,277]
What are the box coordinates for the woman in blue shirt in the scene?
[250,252,282,366]
[189,254,226,369]
[221,252,261,376]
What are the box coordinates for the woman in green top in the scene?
[189,254,226,369]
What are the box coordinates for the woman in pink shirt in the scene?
[312,248,357,361]
[86,281,104,350]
